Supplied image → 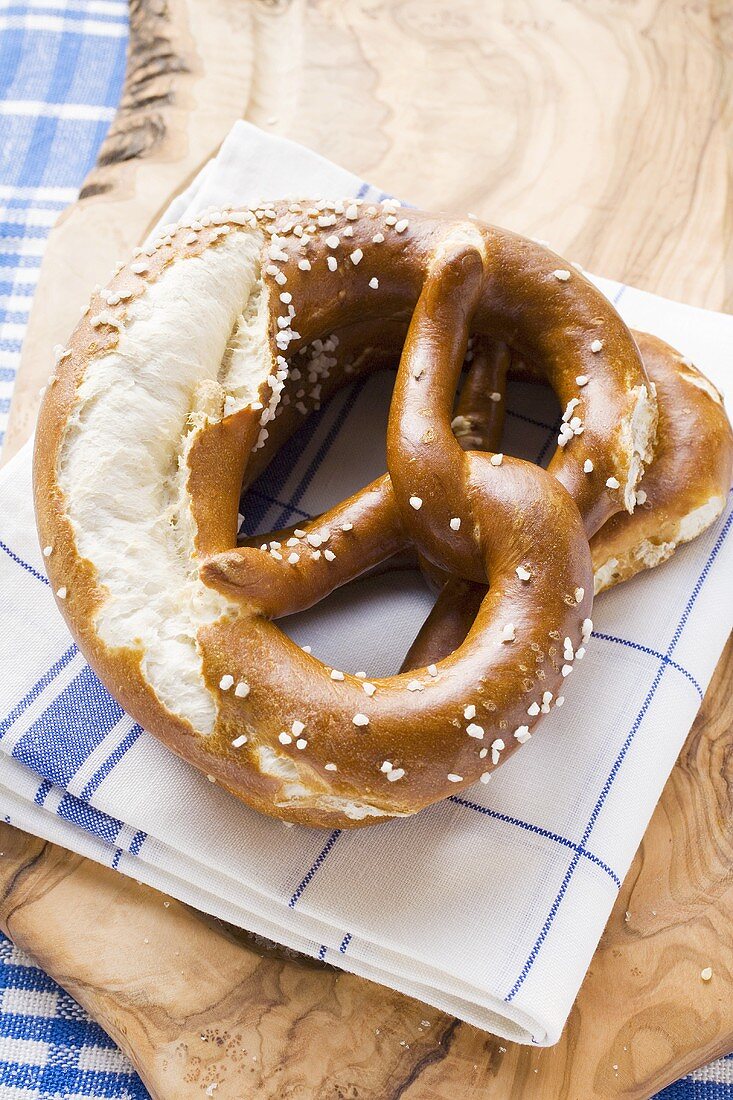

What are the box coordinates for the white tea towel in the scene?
[1,122,731,1046]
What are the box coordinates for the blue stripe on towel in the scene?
[12,664,124,784]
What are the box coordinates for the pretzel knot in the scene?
[35,199,730,828]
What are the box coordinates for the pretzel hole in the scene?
[281,570,434,679]
[234,349,563,679]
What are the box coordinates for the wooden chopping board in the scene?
[2,1,731,1097]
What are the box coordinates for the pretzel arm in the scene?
[202,474,408,618]
[403,336,507,670]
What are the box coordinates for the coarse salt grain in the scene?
[219,675,234,691]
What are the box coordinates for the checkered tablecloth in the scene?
[0,2,731,1096]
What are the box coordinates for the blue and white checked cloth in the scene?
[0,10,731,1097]
[0,0,126,452]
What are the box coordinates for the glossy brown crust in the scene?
[35,200,658,828]
[590,332,733,589]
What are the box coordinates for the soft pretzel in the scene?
[35,199,674,828]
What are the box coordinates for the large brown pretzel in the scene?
[34,199,727,828]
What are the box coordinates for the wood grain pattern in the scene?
[1,1,732,1097]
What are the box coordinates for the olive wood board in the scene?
[2,1,732,1097]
